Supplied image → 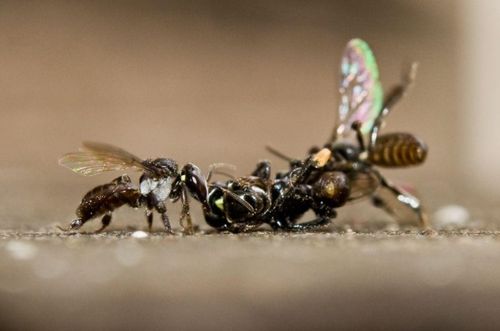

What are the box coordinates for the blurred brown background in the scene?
[0,0,495,226]
[3,2,500,331]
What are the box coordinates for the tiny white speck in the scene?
[5,241,37,260]
[131,231,149,239]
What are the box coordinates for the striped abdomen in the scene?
[369,133,427,167]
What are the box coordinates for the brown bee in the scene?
[58,142,209,233]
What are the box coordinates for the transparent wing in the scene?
[346,170,380,202]
[371,184,422,226]
[335,39,383,138]
[59,141,146,176]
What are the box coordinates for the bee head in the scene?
[180,163,208,204]
[330,143,360,162]
[148,158,178,177]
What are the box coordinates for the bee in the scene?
[268,38,431,231]
[58,142,209,233]
[203,148,351,232]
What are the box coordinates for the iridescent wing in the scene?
[335,39,383,139]
[59,141,147,176]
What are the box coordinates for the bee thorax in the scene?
[140,177,174,201]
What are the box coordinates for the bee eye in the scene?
[180,163,208,203]
[230,182,241,190]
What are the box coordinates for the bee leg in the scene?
[373,177,434,234]
[251,160,271,180]
[155,202,174,234]
[382,63,418,112]
[207,163,236,182]
[265,145,297,164]
[289,217,331,232]
[179,189,194,235]
[369,63,418,148]
[145,209,153,232]
[94,213,112,233]
[351,121,366,152]
[57,218,85,232]
[271,216,331,232]
[161,213,173,234]
[289,205,336,232]
[268,149,331,216]
[269,218,292,230]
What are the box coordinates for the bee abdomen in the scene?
[76,179,140,220]
[369,133,427,167]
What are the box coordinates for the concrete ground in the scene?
[1,228,500,331]
[0,2,495,330]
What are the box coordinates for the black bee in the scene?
[58,142,208,233]
[269,38,431,231]
[203,148,351,232]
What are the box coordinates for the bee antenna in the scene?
[265,145,295,163]
[207,163,237,182]
[219,188,255,214]
[351,121,366,151]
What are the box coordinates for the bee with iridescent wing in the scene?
[269,38,431,231]
[58,142,209,234]
[202,148,343,233]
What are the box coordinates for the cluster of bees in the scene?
[59,39,429,234]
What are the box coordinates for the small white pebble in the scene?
[345,228,354,234]
[131,231,149,239]
[433,204,470,228]
[5,241,38,260]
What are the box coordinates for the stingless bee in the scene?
[268,38,431,231]
[203,148,344,232]
[58,142,209,233]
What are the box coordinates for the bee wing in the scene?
[59,141,147,176]
[371,184,422,226]
[346,170,380,201]
[335,39,383,139]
